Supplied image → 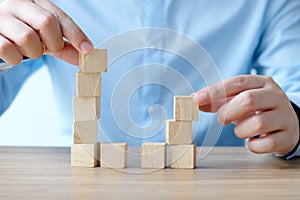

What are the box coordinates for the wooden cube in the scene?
[101,143,128,168]
[73,120,98,144]
[141,142,166,169]
[71,143,100,167]
[76,73,101,97]
[174,96,199,121]
[79,48,107,73]
[73,96,100,121]
[170,144,196,169]
[166,120,192,144]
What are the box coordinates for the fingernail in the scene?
[193,92,207,105]
[79,41,93,54]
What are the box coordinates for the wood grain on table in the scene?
[0,147,299,200]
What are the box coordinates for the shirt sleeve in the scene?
[253,1,300,159]
[0,58,44,115]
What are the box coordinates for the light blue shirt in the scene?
[0,0,300,157]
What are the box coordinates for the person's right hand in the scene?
[0,0,93,65]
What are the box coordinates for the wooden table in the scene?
[0,146,299,199]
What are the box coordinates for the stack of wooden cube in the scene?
[141,96,199,169]
[69,48,198,169]
[71,49,107,167]
[167,96,198,169]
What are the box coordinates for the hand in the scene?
[0,0,93,65]
[193,75,299,155]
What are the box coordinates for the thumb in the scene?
[45,41,85,65]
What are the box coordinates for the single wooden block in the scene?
[73,120,98,144]
[73,96,100,121]
[71,143,100,167]
[79,48,107,73]
[141,142,166,169]
[174,96,199,121]
[170,144,196,169]
[101,143,128,168]
[166,120,192,144]
[76,72,101,97]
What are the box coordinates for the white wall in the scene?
[0,66,61,146]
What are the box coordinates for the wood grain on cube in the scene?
[141,142,166,169]
[76,73,101,97]
[101,143,128,169]
[170,144,196,169]
[79,49,107,73]
[174,96,199,121]
[73,120,98,144]
[73,96,100,121]
[71,143,100,167]
[166,120,192,144]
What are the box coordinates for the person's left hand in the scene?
[193,75,299,155]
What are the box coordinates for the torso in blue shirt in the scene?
[2,0,300,146]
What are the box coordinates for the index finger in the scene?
[193,75,266,106]
[35,0,93,54]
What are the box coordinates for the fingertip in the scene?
[193,91,208,105]
[247,138,262,154]
[79,40,93,54]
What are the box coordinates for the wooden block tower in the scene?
[71,49,107,167]
[70,50,197,169]
[168,96,198,169]
[141,96,199,169]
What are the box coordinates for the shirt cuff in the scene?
[285,144,300,160]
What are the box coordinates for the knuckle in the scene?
[57,13,84,41]
[252,116,264,133]
[40,12,57,28]
[19,30,36,46]
[50,41,64,52]
[69,26,84,41]
[54,10,68,22]
[276,90,287,99]
[233,76,247,89]
[264,76,274,83]
[212,87,221,99]
[210,85,220,97]
[239,92,255,109]
[0,41,13,54]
